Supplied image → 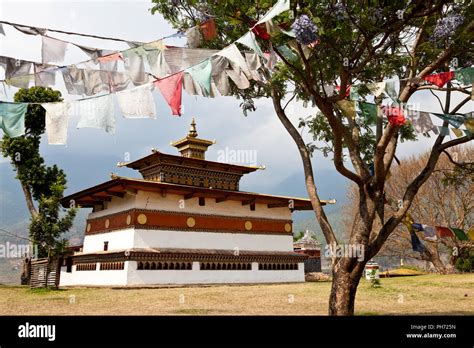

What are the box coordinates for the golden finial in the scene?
[188,118,198,138]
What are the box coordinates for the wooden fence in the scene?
[29,258,61,288]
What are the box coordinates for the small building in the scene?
[293,230,322,273]
[59,119,333,286]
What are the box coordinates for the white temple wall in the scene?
[88,193,137,219]
[82,228,294,253]
[59,264,128,286]
[134,191,292,220]
[126,261,305,285]
[133,229,294,252]
[83,229,135,253]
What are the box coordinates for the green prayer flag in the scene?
[186,59,212,96]
[455,67,474,85]
[450,228,469,241]
[358,102,378,124]
[0,102,27,138]
[277,45,298,62]
[431,113,464,128]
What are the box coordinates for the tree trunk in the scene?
[21,183,38,218]
[329,268,361,315]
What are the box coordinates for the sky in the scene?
[0,0,472,202]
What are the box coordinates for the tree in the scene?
[150,0,474,315]
[1,87,77,258]
[343,145,473,272]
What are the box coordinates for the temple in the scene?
[59,119,333,286]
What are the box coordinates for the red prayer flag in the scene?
[251,23,270,40]
[97,53,123,62]
[423,71,455,88]
[381,105,406,126]
[153,72,183,116]
[435,226,455,238]
[335,84,351,98]
[200,19,217,41]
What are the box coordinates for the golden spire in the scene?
[188,118,198,138]
[171,117,214,160]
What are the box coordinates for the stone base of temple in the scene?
[58,248,307,286]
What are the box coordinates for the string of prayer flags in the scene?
[381,105,406,126]
[42,102,71,145]
[116,83,156,118]
[185,59,212,96]
[41,36,68,64]
[153,72,183,116]
[237,31,264,58]
[405,110,435,133]
[200,19,217,41]
[422,71,454,88]
[75,94,116,134]
[454,67,474,85]
[255,0,290,26]
[358,102,378,124]
[336,100,356,119]
[431,113,464,128]
[450,228,469,241]
[0,101,27,137]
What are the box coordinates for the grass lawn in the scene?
[0,274,472,315]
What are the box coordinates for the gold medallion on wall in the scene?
[126,214,132,226]
[284,223,292,233]
[105,219,110,229]
[245,221,253,231]
[187,217,196,228]
[137,213,147,225]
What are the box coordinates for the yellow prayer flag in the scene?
[465,119,474,133]
[336,100,356,119]
[451,128,464,138]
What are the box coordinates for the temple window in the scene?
[199,197,205,206]
[103,241,109,251]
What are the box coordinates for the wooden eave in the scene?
[61,177,328,211]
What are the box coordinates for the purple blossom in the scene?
[431,13,465,43]
[333,2,347,20]
[291,15,319,45]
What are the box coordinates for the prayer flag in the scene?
[153,72,183,116]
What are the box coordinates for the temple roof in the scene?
[60,176,333,210]
[121,150,260,174]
